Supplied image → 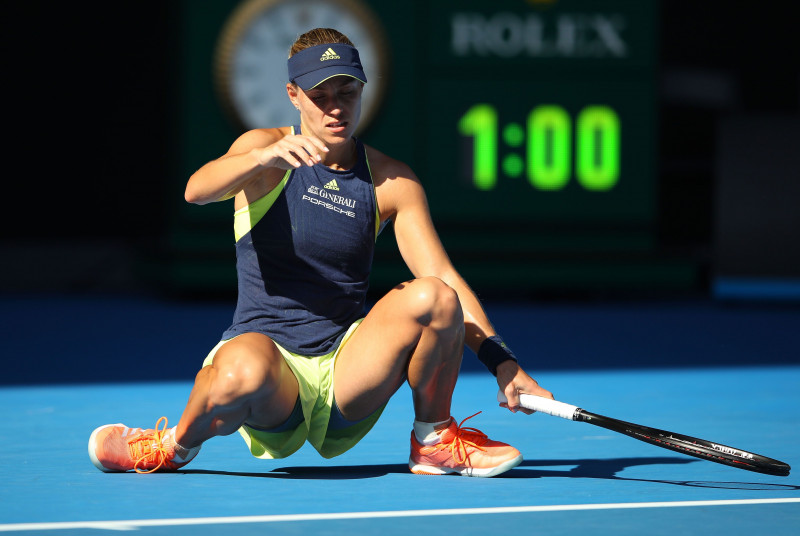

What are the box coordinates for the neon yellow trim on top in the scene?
[363,150,382,240]
[233,170,291,242]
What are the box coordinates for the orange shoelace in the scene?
[128,416,172,474]
[436,412,488,465]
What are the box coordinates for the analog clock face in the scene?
[215,0,389,134]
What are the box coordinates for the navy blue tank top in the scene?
[222,130,378,355]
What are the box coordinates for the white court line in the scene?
[1,498,798,532]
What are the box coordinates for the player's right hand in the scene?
[254,134,329,170]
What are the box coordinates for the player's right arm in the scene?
[184,127,328,206]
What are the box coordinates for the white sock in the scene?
[167,427,201,463]
[414,418,452,445]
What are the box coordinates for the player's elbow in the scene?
[184,190,205,205]
[184,182,213,205]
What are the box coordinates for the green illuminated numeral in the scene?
[577,106,620,190]
[457,104,622,192]
[458,104,498,190]
[527,105,571,190]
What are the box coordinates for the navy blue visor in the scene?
[288,43,367,91]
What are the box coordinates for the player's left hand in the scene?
[495,360,554,415]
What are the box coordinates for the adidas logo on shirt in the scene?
[324,179,340,191]
[320,47,340,61]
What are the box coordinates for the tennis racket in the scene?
[498,392,791,477]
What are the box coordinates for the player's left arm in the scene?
[380,157,553,412]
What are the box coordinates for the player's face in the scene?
[295,77,363,143]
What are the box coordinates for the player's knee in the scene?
[208,346,279,407]
[408,276,463,329]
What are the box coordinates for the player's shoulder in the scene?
[229,126,293,154]
[239,127,292,146]
[364,144,418,185]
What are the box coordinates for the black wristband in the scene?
[477,335,518,376]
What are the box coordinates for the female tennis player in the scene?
[88,28,553,478]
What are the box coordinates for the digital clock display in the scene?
[458,103,620,192]
[422,76,655,227]
[412,0,657,235]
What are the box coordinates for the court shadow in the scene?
[180,459,799,490]
[509,457,800,490]
[512,456,696,478]
[180,463,410,480]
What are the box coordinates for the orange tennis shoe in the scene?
[409,413,522,477]
[88,417,188,473]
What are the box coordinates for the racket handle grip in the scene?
[497,391,579,420]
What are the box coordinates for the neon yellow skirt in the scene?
[202,319,385,459]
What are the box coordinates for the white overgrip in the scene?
[497,391,579,420]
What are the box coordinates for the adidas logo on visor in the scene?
[320,47,341,61]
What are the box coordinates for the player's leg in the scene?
[89,333,300,472]
[332,276,464,424]
[332,276,522,477]
[175,333,299,447]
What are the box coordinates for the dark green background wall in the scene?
[4,1,799,300]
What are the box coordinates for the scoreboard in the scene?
[420,1,657,227]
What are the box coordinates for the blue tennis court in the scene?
[1,296,798,534]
